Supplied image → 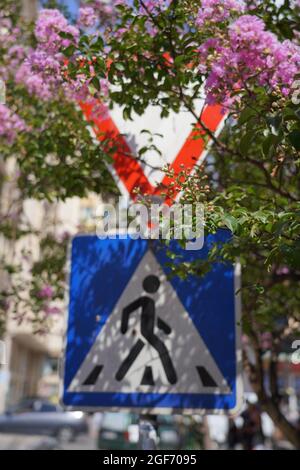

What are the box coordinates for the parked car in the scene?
[97,412,185,450]
[0,433,60,450]
[0,398,87,443]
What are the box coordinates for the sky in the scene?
[39,0,80,19]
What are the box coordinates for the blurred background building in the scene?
[0,0,102,413]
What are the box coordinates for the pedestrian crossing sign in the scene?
[62,232,242,414]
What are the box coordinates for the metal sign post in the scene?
[138,415,158,450]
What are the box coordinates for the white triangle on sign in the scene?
[109,98,206,187]
[68,250,230,395]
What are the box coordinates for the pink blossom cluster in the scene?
[43,305,61,316]
[37,284,62,315]
[0,16,20,49]
[0,104,27,144]
[0,45,26,82]
[35,9,79,54]
[37,284,54,299]
[15,61,54,100]
[198,14,300,106]
[93,0,117,17]
[196,0,245,27]
[15,9,80,101]
[19,8,112,103]
[84,0,125,26]
[0,9,82,141]
[0,15,25,81]
[77,2,129,31]
[0,16,28,143]
[78,6,98,28]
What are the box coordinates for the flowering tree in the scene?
[0,0,118,335]
[1,0,300,446]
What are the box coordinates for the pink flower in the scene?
[5,45,26,74]
[78,7,98,28]
[44,305,61,315]
[15,61,55,101]
[0,104,27,144]
[275,267,290,276]
[14,9,81,101]
[198,14,300,105]
[37,285,54,299]
[0,17,20,48]
[35,9,79,53]
[196,0,245,27]
[86,0,125,25]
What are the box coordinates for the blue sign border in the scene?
[62,231,242,413]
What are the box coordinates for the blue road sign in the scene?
[62,231,242,414]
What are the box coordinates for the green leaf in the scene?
[239,131,255,155]
[59,31,75,40]
[288,130,300,150]
[115,63,125,72]
[91,77,101,91]
[262,133,279,157]
[174,55,186,66]
[63,45,76,57]
[222,214,238,233]
[238,108,256,126]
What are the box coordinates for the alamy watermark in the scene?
[0,341,6,365]
[96,199,205,251]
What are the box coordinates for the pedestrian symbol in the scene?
[63,235,241,413]
[116,275,176,385]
